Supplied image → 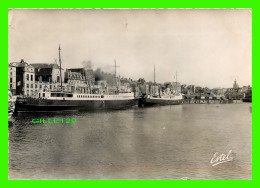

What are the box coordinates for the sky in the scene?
[8,9,252,88]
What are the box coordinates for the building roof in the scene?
[69,72,83,80]
[9,61,33,68]
[30,63,63,70]
[68,68,85,71]
[35,68,53,75]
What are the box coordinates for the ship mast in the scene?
[154,64,156,84]
[112,60,120,91]
[153,64,156,96]
[175,71,178,93]
[58,44,62,90]
[176,71,177,83]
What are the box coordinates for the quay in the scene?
[182,99,243,104]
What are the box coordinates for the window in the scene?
[31,90,33,95]
[10,84,12,88]
[27,74,29,81]
[31,75,33,81]
[10,78,12,82]
[40,85,42,89]
[43,93,45,98]
[35,84,38,88]
[27,90,29,96]
[50,85,52,89]
[10,72,12,76]
[27,84,29,88]
[31,84,33,88]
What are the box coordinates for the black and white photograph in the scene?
[8,9,252,180]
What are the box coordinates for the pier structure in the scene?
[182,98,238,104]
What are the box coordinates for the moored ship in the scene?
[15,91,137,112]
[140,93,183,106]
[139,65,183,107]
[242,90,252,102]
[14,45,138,112]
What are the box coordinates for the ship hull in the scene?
[242,98,252,102]
[15,97,138,112]
[139,98,183,107]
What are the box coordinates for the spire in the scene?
[233,78,238,89]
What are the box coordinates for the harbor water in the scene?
[8,103,252,179]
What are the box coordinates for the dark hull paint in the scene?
[15,98,138,112]
[139,98,183,106]
[242,98,252,102]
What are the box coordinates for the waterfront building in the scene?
[34,82,72,96]
[66,70,88,93]
[241,85,252,92]
[8,64,16,95]
[171,82,181,93]
[66,67,96,93]
[31,63,65,84]
[137,78,146,85]
[67,68,95,86]
[187,85,195,94]
[30,63,66,96]
[8,59,35,96]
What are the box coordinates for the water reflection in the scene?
[9,104,251,179]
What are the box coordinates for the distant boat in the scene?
[8,90,16,119]
[139,66,183,106]
[140,93,183,106]
[242,90,252,102]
